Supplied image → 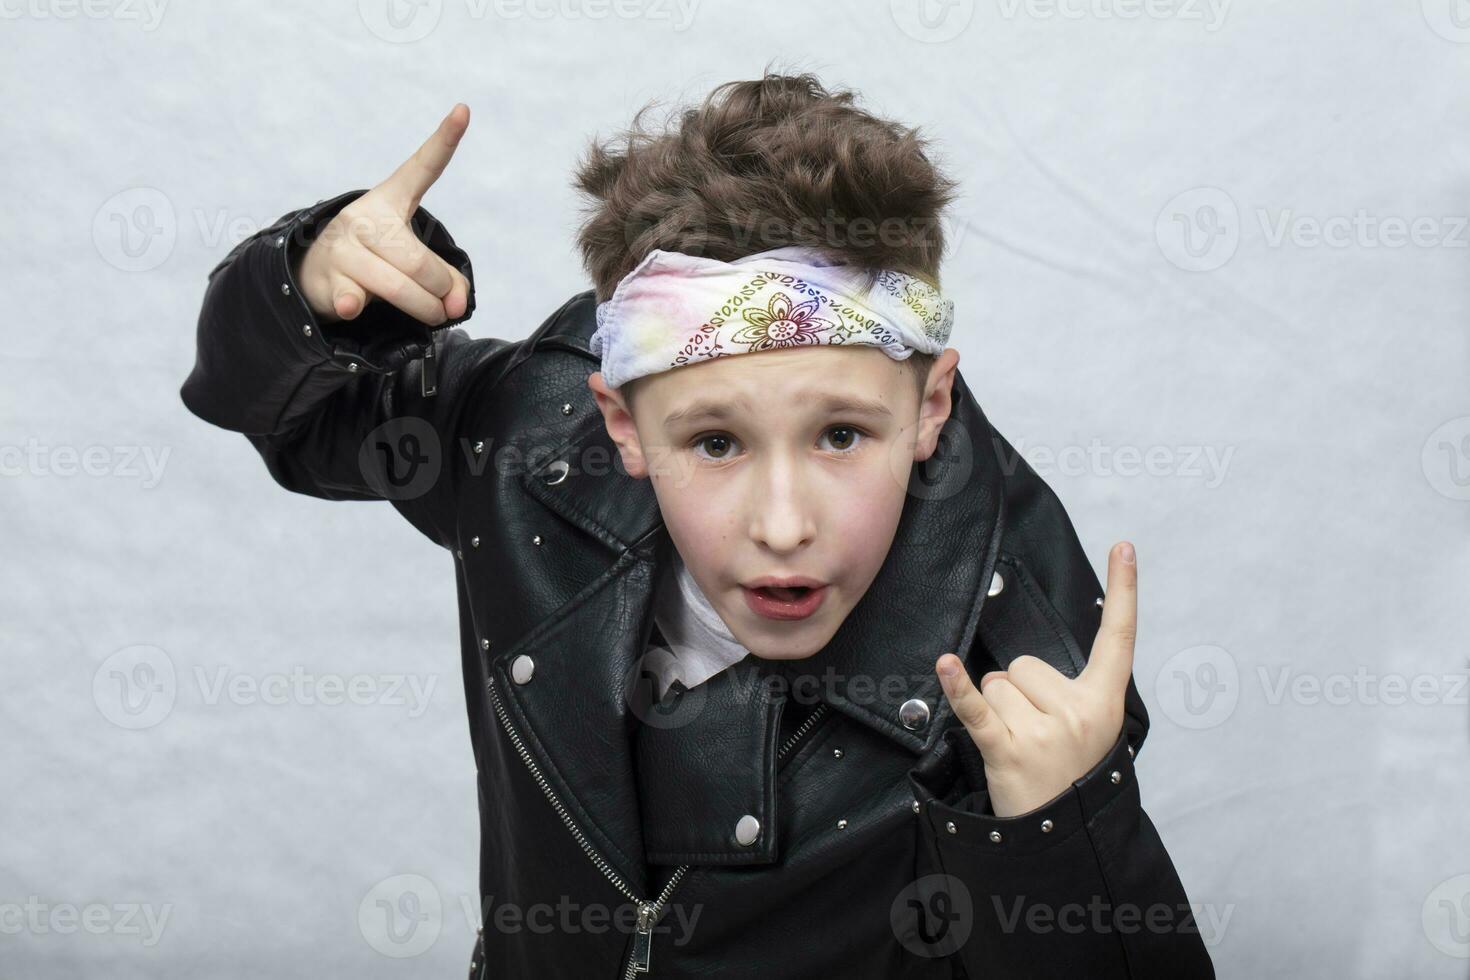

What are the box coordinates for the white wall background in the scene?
[3,1,1467,976]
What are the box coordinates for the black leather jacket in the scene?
[180,189,1216,979]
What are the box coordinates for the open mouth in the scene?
[742,583,828,621]
[757,585,812,602]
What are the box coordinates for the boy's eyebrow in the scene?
[663,393,894,428]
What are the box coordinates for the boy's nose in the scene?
[747,460,816,553]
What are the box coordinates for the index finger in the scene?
[379,103,470,213]
[1080,541,1137,694]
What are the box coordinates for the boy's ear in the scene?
[587,372,650,479]
[913,348,961,463]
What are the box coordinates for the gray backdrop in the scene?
[3,0,1466,976]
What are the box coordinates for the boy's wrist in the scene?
[923,729,1137,854]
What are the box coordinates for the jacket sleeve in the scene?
[179,188,514,549]
[921,726,1215,979]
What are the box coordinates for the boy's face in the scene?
[589,344,959,661]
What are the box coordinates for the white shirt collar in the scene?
[648,549,750,699]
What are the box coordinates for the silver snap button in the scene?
[898,698,930,731]
[989,830,1003,843]
[302,324,312,337]
[532,535,542,546]
[275,235,285,247]
[511,655,535,685]
[987,571,1005,597]
[470,535,480,548]
[1041,819,1054,833]
[479,638,490,651]
[1095,596,1105,608]
[832,748,843,759]
[543,459,570,485]
[945,821,957,835]
[280,282,291,296]
[347,362,359,373]
[1126,744,1134,758]
[473,441,485,455]
[1110,770,1122,784]
[561,403,573,416]
[835,819,847,830]
[734,815,760,845]
[911,799,921,814]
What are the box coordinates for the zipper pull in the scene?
[419,332,438,398]
[631,901,657,972]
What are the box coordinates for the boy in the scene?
[181,73,1214,977]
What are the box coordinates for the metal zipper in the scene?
[486,674,831,978]
[628,703,830,976]
[624,868,689,978]
[778,701,830,762]
[486,673,678,977]
[418,327,441,397]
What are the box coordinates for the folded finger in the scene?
[444,267,469,320]
[333,244,447,326]
[977,675,1041,731]
[358,225,456,301]
[1003,654,1073,715]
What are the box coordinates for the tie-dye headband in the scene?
[589,245,953,390]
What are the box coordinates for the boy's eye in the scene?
[692,433,740,461]
[821,425,863,452]
[690,426,867,461]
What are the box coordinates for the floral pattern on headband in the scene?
[880,271,952,347]
[670,272,908,370]
[730,291,836,351]
[591,247,953,388]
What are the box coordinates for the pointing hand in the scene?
[297,103,472,326]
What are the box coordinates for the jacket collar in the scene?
[488,295,1006,886]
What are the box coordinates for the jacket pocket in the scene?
[976,553,1089,679]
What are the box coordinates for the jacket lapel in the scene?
[488,410,666,896]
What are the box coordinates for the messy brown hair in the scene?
[572,66,958,403]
